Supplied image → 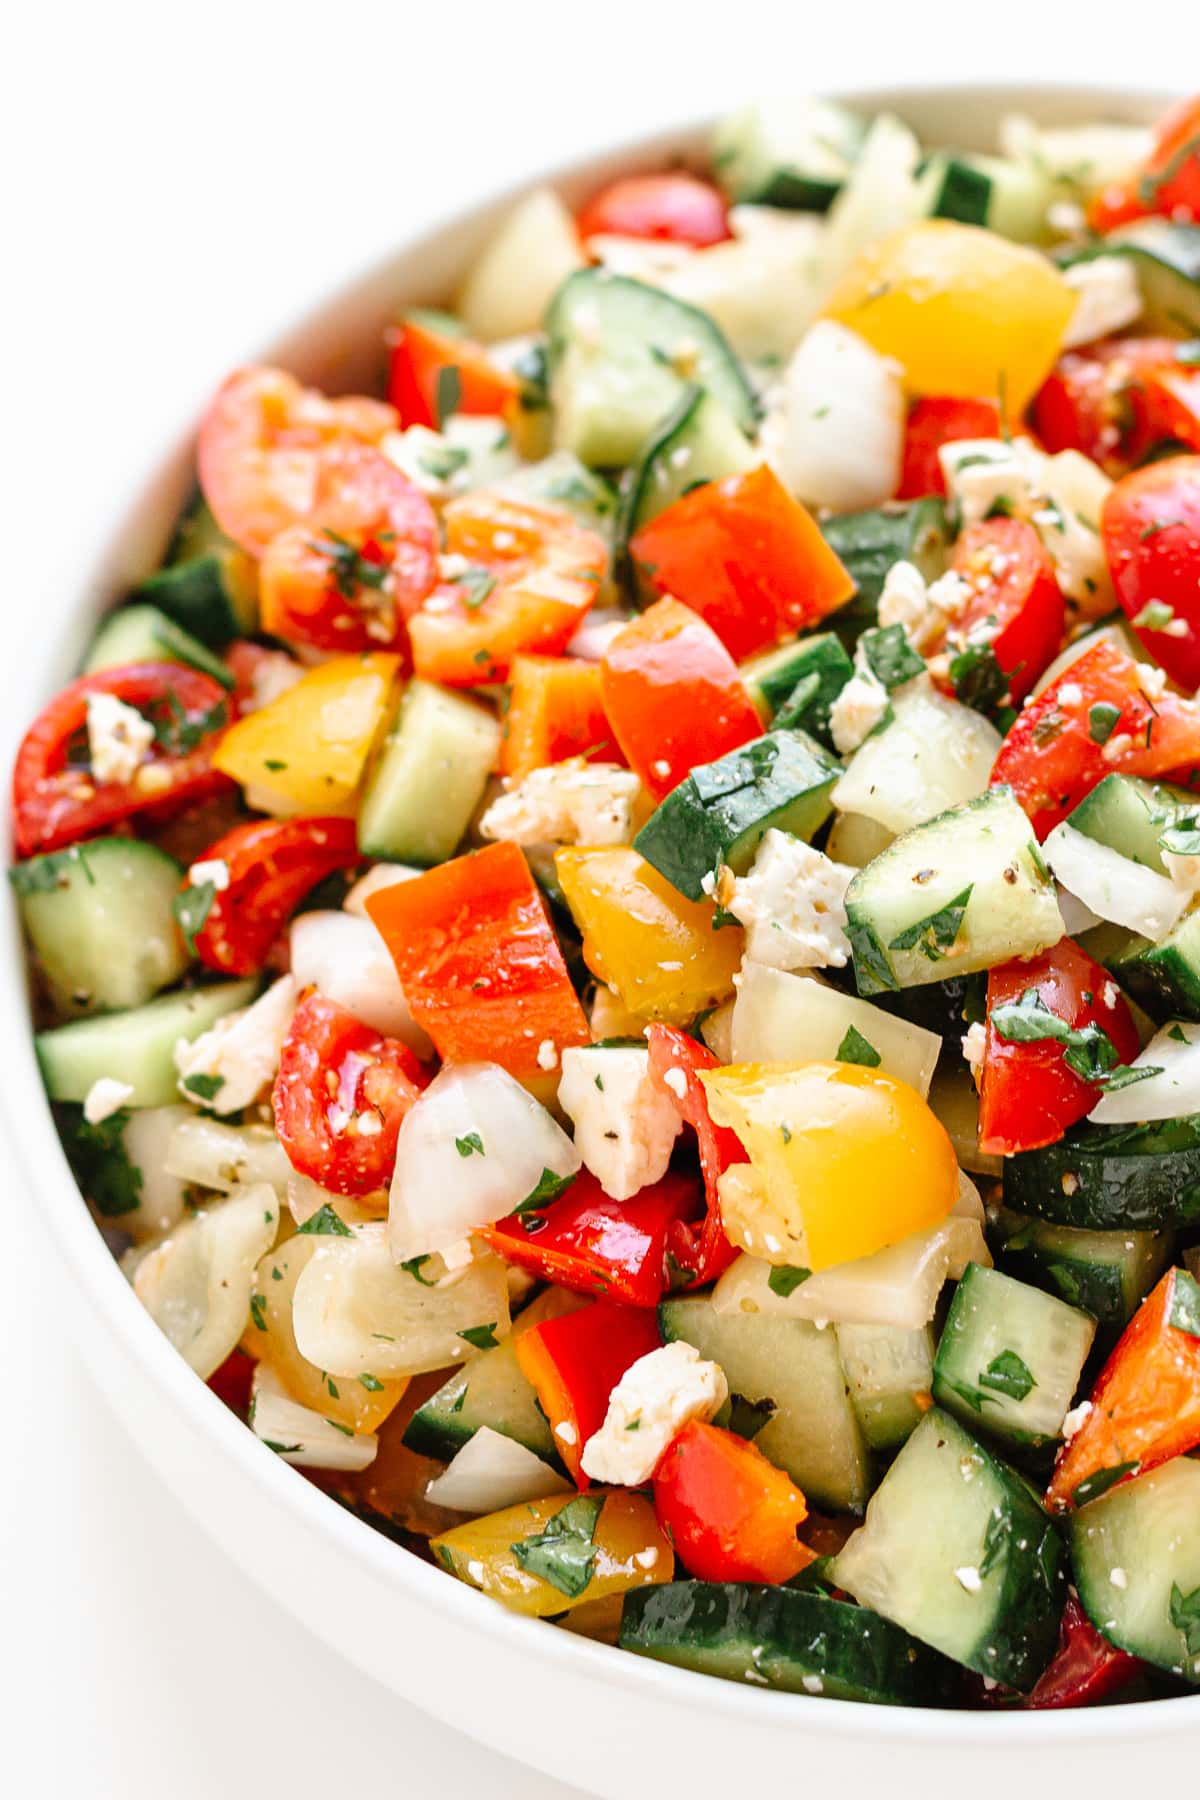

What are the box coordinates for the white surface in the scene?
[1,4,1185,1796]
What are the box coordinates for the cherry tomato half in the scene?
[187,817,361,976]
[951,516,1065,704]
[576,173,731,247]
[897,396,1002,499]
[1102,454,1200,686]
[1033,337,1199,475]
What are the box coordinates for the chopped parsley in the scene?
[455,1132,485,1158]
[513,1167,575,1220]
[448,565,498,610]
[978,1509,1010,1580]
[725,1393,777,1442]
[173,880,216,954]
[359,1373,385,1392]
[767,1265,811,1297]
[458,1322,500,1350]
[62,1107,142,1218]
[979,1348,1036,1402]
[296,1203,354,1237]
[836,1024,882,1068]
[249,1294,268,1332]
[1159,818,1200,857]
[948,642,1009,715]
[1087,701,1122,745]
[315,529,391,600]
[152,692,228,756]
[860,623,925,692]
[1072,1461,1140,1507]
[510,1494,603,1599]
[846,916,900,992]
[9,846,94,895]
[1169,1581,1200,1658]
[181,1071,225,1104]
[888,886,973,963]
[990,987,1159,1091]
[435,364,463,429]
[400,1254,438,1286]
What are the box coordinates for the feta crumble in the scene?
[175,976,297,1115]
[727,830,854,972]
[188,857,231,892]
[954,1565,983,1594]
[558,1044,682,1201]
[962,1021,988,1089]
[536,1038,558,1072]
[1061,1399,1093,1442]
[86,692,155,785]
[1062,256,1143,350]
[877,560,971,653]
[478,760,641,848]
[580,1341,728,1486]
[829,669,889,755]
[83,1076,135,1124]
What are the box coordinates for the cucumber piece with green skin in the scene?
[617,384,755,589]
[832,1407,1066,1691]
[1066,774,1196,875]
[1002,1116,1200,1231]
[932,1263,1096,1450]
[819,499,950,648]
[12,840,189,1018]
[84,604,234,689]
[619,1582,952,1704]
[135,496,258,645]
[1109,906,1200,1022]
[832,686,1002,839]
[994,1209,1173,1331]
[741,633,853,746]
[403,1334,561,1468]
[659,1293,869,1513]
[35,979,259,1108]
[1056,222,1200,334]
[835,1322,935,1452]
[357,680,500,865]
[545,269,756,470]
[497,450,617,535]
[1071,1457,1200,1683]
[922,152,1055,243]
[844,786,1062,997]
[634,729,840,902]
[712,98,868,212]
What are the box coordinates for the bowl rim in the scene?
[8,76,1199,1747]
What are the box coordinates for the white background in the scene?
[1,4,1179,1795]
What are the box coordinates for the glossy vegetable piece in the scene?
[513,1301,661,1485]
[1046,1267,1200,1511]
[480,1169,700,1308]
[577,172,731,247]
[187,817,360,975]
[12,663,232,858]
[555,847,742,1023]
[700,1061,959,1272]
[652,1421,813,1585]
[628,466,855,661]
[645,1025,740,1287]
[387,315,519,429]
[822,219,1076,414]
[500,655,621,778]
[950,517,1065,705]
[897,395,1001,498]
[432,1489,674,1617]
[1017,1594,1143,1710]
[989,639,1200,839]
[600,598,763,800]
[212,653,399,815]
[1032,336,1196,475]
[366,841,590,1081]
[979,937,1141,1156]
[1102,455,1200,688]
[1088,96,1200,231]
[408,492,605,685]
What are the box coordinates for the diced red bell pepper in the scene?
[207,1348,256,1418]
[653,1420,814,1584]
[500,655,622,779]
[979,938,1141,1156]
[897,396,1002,499]
[479,1168,701,1307]
[513,1301,662,1485]
[628,466,855,660]
[187,816,361,975]
[1047,1267,1200,1512]
[600,597,762,800]
[1022,1595,1143,1709]
[950,517,1065,705]
[387,316,519,430]
[365,841,590,1081]
[576,172,732,248]
[989,638,1200,839]
[645,1025,740,1287]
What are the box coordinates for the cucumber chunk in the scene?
[659,1293,869,1512]
[35,979,259,1107]
[12,840,189,1017]
[1110,905,1200,1022]
[922,151,1054,243]
[932,1263,1096,1450]
[357,681,500,865]
[1066,773,1196,876]
[712,98,868,212]
[84,603,234,689]
[1057,222,1200,334]
[617,384,755,585]
[619,1582,951,1704]
[135,496,258,644]
[995,1210,1173,1331]
[545,269,756,469]
[1071,1457,1200,1683]
[1002,1116,1200,1231]
[404,1333,560,1468]
[835,1322,935,1451]
[819,500,950,647]
[832,686,1001,837]
[634,728,840,901]
[497,450,617,535]
[741,633,853,746]
[844,787,1062,996]
[832,1407,1066,1691]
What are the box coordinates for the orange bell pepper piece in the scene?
[653,1420,815,1584]
[500,654,622,779]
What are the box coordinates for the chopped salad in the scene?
[17,90,1200,1710]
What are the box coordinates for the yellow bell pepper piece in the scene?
[701,1060,959,1272]
[432,1489,673,1618]
[822,219,1076,415]
[555,846,742,1023]
[214,653,400,814]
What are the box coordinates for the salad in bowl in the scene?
[14,88,1200,1716]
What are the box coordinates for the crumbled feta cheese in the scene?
[940,436,1112,609]
[1046,199,1088,238]
[246,652,303,713]
[580,1341,728,1486]
[1110,1567,1128,1589]
[634,1546,660,1569]
[584,233,697,280]
[954,1565,983,1594]
[1062,256,1143,350]
[536,1038,558,1072]
[1135,662,1168,702]
[962,1021,988,1089]
[439,1237,475,1273]
[86,692,155,785]
[479,760,641,848]
[558,1044,682,1201]
[662,1066,688,1101]
[83,1077,134,1124]
[555,1420,577,1448]
[829,670,889,755]
[877,560,970,653]
[1061,1399,1093,1442]
[188,857,231,893]
[940,439,1033,530]
[1057,683,1084,708]
[727,830,854,972]
[175,976,297,1115]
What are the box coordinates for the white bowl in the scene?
[6,81,1197,1799]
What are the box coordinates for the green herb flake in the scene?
[767,1265,812,1297]
[173,881,216,954]
[263,758,288,772]
[836,1024,882,1068]
[1088,701,1122,746]
[435,364,463,430]
[359,1373,385,1392]
[1169,1581,1200,1658]
[513,1167,574,1217]
[510,1494,603,1599]
[1132,600,1176,632]
[152,693,228,757]
[725,1393,777,1442]
[861,624,925,692]
[1169,1269,1200,1338]
[979,1348,1036,1402]
[455,1132,485,1158]
[181,1071,225,1103]
[61,1107,142,1219]
[458,1322,500,1351]
[9,846,95,896]
[400,1254,437,1286]
[450,565,498,610]
[978,1508,1010,1581]
[846,916,900,993]
[315,529,391,600]
[296,1203,354,1237]
[949,642,1009,715]
[1072,1461,1141,1507]
[249,1293,268,1332]
[1160,818,1200,857]
[888,886,973,962]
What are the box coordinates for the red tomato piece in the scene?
[653,1421,814,1584]
[500,655,622,779]
[480,1169,701,1308]
[1087,96,1200,231]
[950,517,1065,704]
[197,366,397,557]
[1032,337,1198,475]
[258,445,437,655]
[897,396,1002,499]
[187,817,361,976]
[1102,455,1200,687]
[364,841,590,1081]
[387,317,519,430]
[1020,1596,1143,1710]
[273,993,426,1197]
[979,938,1140,1156]
[12,663,233,858]
[1047,1267,1200,1511]
[989,639,1200,839]
[576,173,731,248]
[513,1301,662,1486]
[645,1025,740,1287]
[601,598,762,800]
[628,466,855,660]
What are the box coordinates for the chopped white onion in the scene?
[250,1365,377,1472]
[457,186,585,341]
[424,1426,570,1513]
[342,862,422,919]
[1090,1019,1200,1124]
[1042,823,1187,939]
[289,909,432,1056]
[778,320,904,512]
[120,1105,193,1240]
[164,1116,292,1194]
[565,608,635,662]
